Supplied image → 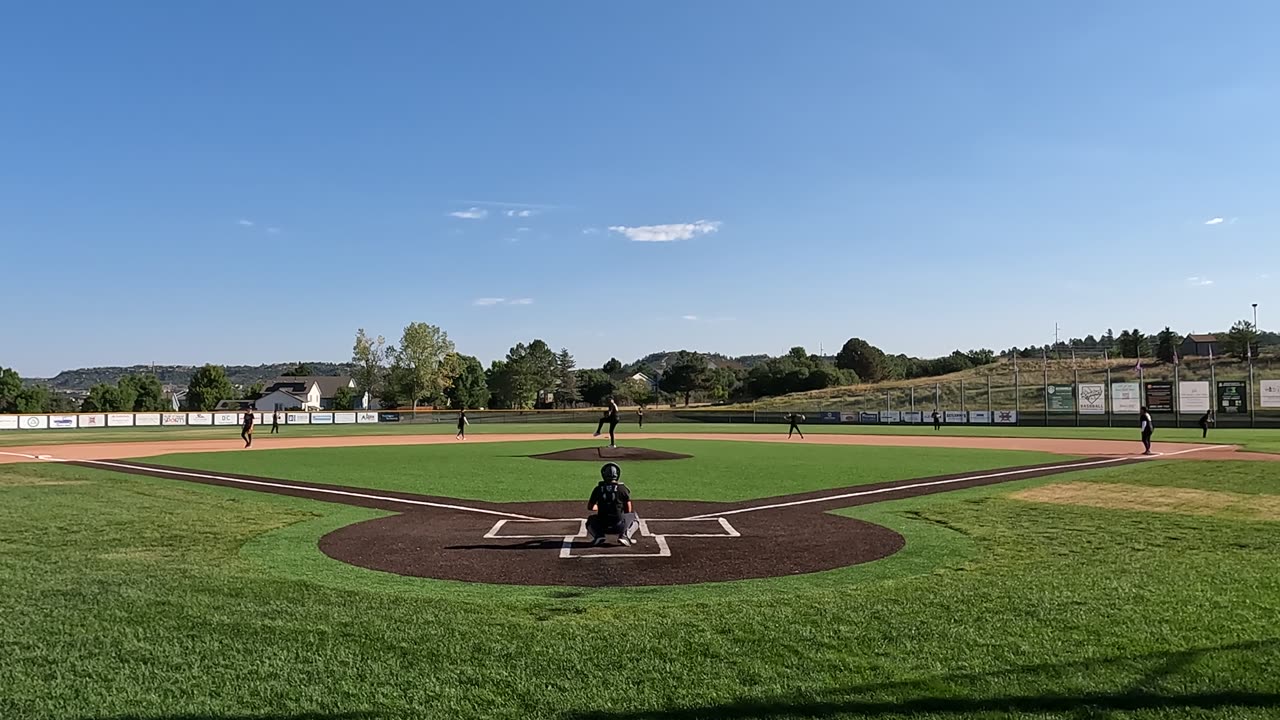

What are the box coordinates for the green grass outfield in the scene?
[2,439,1279,719]
[5,420,1280,453]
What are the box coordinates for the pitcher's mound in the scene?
[531,447,692,462]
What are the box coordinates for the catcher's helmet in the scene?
[600,462,621,482]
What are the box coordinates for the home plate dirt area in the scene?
[67,452,1151,587]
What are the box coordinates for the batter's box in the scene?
[639,517,740,538]
[560,535,671,559]
[485,519,585,539]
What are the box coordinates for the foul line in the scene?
[74,459,545,521]
[681,455,1156,520]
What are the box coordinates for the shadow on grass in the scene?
[90,714,381,720]
[563,640,1280,720]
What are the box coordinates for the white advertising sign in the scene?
[49,415,77,429]
[1178,381,1212,414]
[994,410,1018,424]
[107,413,135,427]
[78,414,107,428]
[1260,380,1280,408]
[135,413,161,426]
[20,415,49,430]
[0,416,18,430]
[161,413,187,426]
[188,412,213,426]
[839,412,857,423]
[1078,383,1106,414]
[969,411,992,424]
[902,411,923,423]
[357,412,379,424]
[286,412,310,425]
[214,413,240,426]
[334,412,357,424]
[944,411,967,424]
[1111,383,1141,414]
[311,412,334,424]
[879,410,901,423]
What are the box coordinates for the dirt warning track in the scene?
[61,454,1145,586]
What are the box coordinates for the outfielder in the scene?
[784,412,805,439]
[586,462,638,546]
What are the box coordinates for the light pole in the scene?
[1251,303,1259,427]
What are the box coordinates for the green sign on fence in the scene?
[1217,380,1248,414]
[1046,384,1075,413]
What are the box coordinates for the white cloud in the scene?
[682,315,699,321]
[516,227,531,233]
[608,220,721,242]
[266,227,281,234]
[506,237,520,243]
[1204,217,1225,225]
[505,209,536,218]
[582,227,600,235]
[458,200,560,210]
[1186,276,1214,286]
[450,208,488,219]
[237,219,255,227]
[509,298,534,305]
[474,297,533,306]
[473,297,505,306]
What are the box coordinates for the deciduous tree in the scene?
[351,329,387,399]
[185,365,235,411]
[388,322,457,409]
[658,351,710,406]
[445,354,490,409]
[835,338,888,383]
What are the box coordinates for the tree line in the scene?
[1011,320,1269,363]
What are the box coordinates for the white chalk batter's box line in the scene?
[484,517,740,539]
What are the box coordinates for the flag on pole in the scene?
[1134,357,1143,379]
[1173,349,1179,366]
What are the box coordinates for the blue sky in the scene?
[2,1,1277,377]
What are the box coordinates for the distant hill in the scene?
[25,362,357,392]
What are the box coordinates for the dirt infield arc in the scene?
[60,453,1149,587]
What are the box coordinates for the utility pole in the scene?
[1055,323,1060,360]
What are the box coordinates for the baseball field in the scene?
[2,425,1279,719]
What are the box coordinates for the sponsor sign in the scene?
[188,412,213,425]
[1177,381,1211,414]
[357,412,379,424]
[0,416,18,430]
[335,412,357,424]
[969,411,992,424]
[1111,382,1141,414]
[902,411,923,423]
[1262,380,1280,409]
[214,413,240,426]
[1078,383,1106,414]
[1144,382,1174,413]
[50,415,77,429]
[944,410,967,424]
[839,412,856,423]
[78,414,106,428]
[815,411,839,424]
[287,412,310,425]
[20,415,49,430]
[379,412,401,423]
[879,410,901,423]
[1046,384,1076,413]
[311,412,335,424]
[161,413,187,426]
[107,413,135,427]
[859,412,880,424]
[994,410,1018,424]
[135,413,161,426]
[1217,380,1248,414]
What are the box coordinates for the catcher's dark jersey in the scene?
[589,481,631,520]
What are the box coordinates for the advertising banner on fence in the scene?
[969,411,992,423]
[287,412,310,424]
[1046,385,1075,413]
[944,411,966,424]
[311,412,335,424]
[1178,381,1211,414]
[1144,382,1174,413]
[357,412,379,423]
[188,413,213,426]
[1111,383,1141,413]
[818,412,841,424]
[379,412,401,423]
[1217,380,1248,414]
[0,416,18,430]
[107,413,134,427]
[20,415,49,430]
[1078,384,1106,414]
[78,414,106,428]
[135,413,161,426]
[902,411,923,423]
[859,412,879,423]
[162,413,187,426]
[214,413,239,426]
[50,415,77,429]
[879,411,901,423]
[994,410,1018,424]
[1261,380,1280,408]
[335,412,357,424]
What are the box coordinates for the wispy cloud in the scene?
[450,207,488,219]
[266,227,281,234]
[516,227,531,233]
[458,200,560,210]
[505,209,536,218]
[509,298,534,305]
[609,220,722,243]
[582,227,600,235]
[682,315,699,321]
[1186,276,1214,286]
[1204,217,1225,225]
[237,219,255,227]
[473,297,505,306]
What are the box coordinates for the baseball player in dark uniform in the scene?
[1140,406,1155,455]
[637,405,645,429]
[270,411,280,434]
[1198,411,1212,439]
[784,412,805,439]
[456,409,469,440]
[593,397,620,448]
[241,409,255,448]
[932,409,941,430]
[586,462,636,546]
